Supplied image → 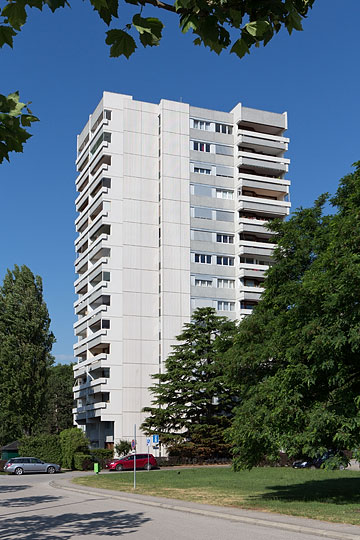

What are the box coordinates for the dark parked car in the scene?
[292,450,348,470]
[106,453,158,471]
[4,457,61,475]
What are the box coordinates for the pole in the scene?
[147,443,150,471]
[133,424,136,490]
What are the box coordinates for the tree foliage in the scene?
[0,265,55,445]
[141,307,238,459]
[0,91,38,164]
[226,162,360,469]
[42,363,74,435]
[115,439,132,456]
[0,0,315,59]
[59,427,89,469]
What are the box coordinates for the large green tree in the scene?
[0,1,315,162]
[226,162,360,469]
[42,363,74,435]
[0,265,55,444]
[141,307,238,459]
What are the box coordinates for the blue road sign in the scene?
[152,434,159,444]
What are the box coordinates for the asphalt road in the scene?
[0,472,359,540]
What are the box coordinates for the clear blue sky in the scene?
[1,0,359,363]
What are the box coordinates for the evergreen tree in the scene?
[0,265,55,444]
[141,307,238,459]
[42,363,74,434]
[226,163,360,469]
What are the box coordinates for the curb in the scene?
[50,479,360,540]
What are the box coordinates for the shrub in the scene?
[19,434,62,464]
[90,449,113,469]
[59,428,89,469]
[74,453,93,471]
[0,459,7,471]
[115,440,131,457]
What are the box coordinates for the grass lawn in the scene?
[72,466,360,525]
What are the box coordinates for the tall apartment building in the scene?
[72,92,290,451]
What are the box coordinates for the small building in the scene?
[1,441,20,461]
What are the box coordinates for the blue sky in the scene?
[1,0,359,363]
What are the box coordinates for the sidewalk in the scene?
[51,476,360,540]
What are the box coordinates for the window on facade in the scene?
[217,279,235,288]
[216,234,234,244]
[193,141,211,152]
[192,230,213,242]
[192,119,211,130]
[216,210,233,222]
[216,189,233,200]
[217,301,235,311]
[194,167,211,175]
[215,145,233,156]
[215,123,233,135]
[193,184,212,197]
[193,207,213,220]
[104,110,112,120]
[195,279,213,287]
[102,319,110,329]
[195,254,212,264]
[216,256,234,266]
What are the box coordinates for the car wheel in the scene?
[145,463,152,471]
[47,466,56,474]
[115,464,123,471]
[15,467,24,475]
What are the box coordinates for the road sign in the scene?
[152,434,159,444]
[131,439,136,450]
[146,438,151,447]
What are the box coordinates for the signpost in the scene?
[146,437,151,471]
[133,425,136,489]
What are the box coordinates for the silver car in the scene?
[4,457,61,475]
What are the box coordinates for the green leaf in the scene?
[2,1,28,30]
[89,0,118,25]
[105,29,136,58]
[132,14,163,39]
[244,20,271,38]
[230,38,250,58]
[0,25,17,48]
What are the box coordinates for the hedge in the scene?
[74,453,93,471]
[19,435,62,464]
[90,448,113,469]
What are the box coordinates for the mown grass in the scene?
[72,466,360,525]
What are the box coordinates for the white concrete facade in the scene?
[72,92,290,452]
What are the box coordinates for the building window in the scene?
[216,210,233,222]
[193,207,212,220]
[216,189,233,200]
[102,319,110,329]
[192,141,211,153]
[216,234,234,244]
[215,145,233,156]
[217,301,235,311]
[216,256,234,266]
[217,279,235,288]
[215,123,233,135]
[195,254,212,264]
[90,132,111,155]
[194,167,211,175]
[195,279,213,287]
[192,119,211,131]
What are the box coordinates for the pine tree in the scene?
[141,307,238,459]
[0,265,55,444]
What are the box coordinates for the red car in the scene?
[106,453,158,471]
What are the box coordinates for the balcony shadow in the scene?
[254,477,360,505]
[0,485,30,493]
[0,509,151,539]
[1,495,61,507]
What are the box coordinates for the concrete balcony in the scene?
[74,305,107,334]
[238,153,289,175]
[239,308,254,317]
[239,267,266,279]
[74,256,107,288]
[239,240,276,257]
[73,353,107,373]
[239,288,264,300]
[238,197,290,216]
[191,286,235,299]
[73,328,108,353]
[74,280,107,310]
